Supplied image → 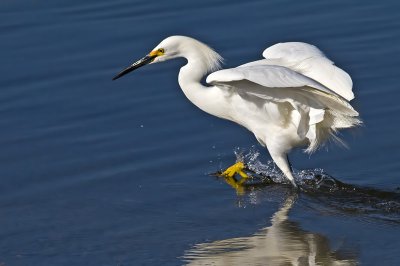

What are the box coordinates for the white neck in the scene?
[178,57,228,119]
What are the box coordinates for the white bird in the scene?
[113,36,361,187]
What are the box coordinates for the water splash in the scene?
[233,147,340,187]
[233,146,286,184]
[220,147,400,223]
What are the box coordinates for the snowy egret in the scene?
[113,36,361,187]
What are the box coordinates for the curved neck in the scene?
[178,57,228,119]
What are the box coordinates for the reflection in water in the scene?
[183,194,357,265]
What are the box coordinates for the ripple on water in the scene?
[216,148,400,223]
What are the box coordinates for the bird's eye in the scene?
[158,48,165,53]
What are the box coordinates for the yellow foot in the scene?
[222,161,248,177]
[221,162,249,185]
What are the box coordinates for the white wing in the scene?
[206,65,357,116]
[241,42,354,101]
[206,65,360,152]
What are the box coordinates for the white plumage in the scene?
[262,42,354,101]
[113,36,361,186]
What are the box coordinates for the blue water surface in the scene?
[1,0,400,265]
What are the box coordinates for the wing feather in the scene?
[206,46,360,152]
[206,65,358,116]
[261,42,354,101]
[206,64,361,153]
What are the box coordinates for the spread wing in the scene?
[206,64,358,116]
[206,64,360,152]
[240,42,354,101]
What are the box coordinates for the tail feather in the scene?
[305,109,362,153]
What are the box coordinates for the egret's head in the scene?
[112,36,222,80]
[112,36,181,80]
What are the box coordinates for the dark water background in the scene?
[1,0,400,265]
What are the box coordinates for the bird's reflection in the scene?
[183,194,358,266]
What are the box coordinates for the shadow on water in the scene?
[295,170,400,224]
[183,193,358,265]
[213,149,400,224]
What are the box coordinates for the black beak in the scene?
[112,54,156,80]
